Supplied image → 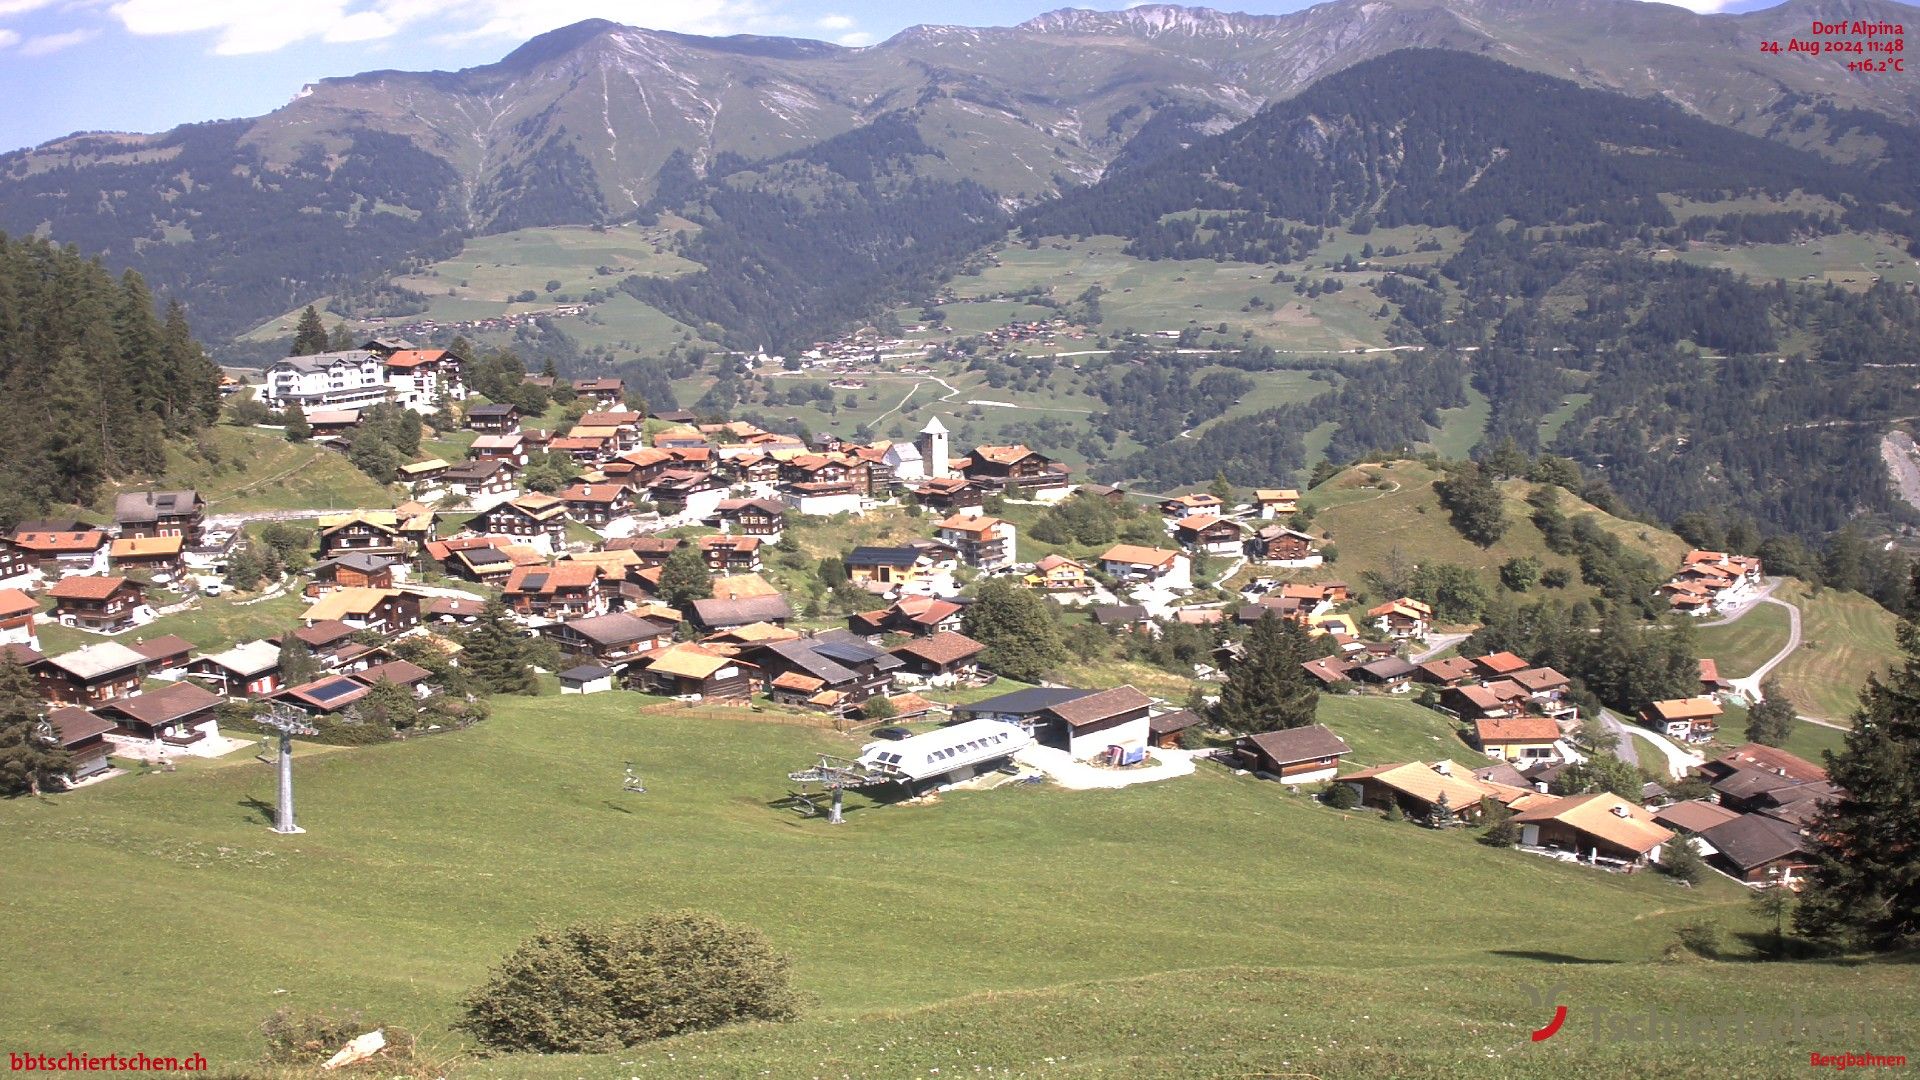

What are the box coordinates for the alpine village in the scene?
[1,1,1918,1076]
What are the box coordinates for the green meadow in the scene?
[4,692,1912,1078]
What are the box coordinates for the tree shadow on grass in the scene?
[1488,950,1619,965]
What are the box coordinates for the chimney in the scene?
[1611,805,1631,818]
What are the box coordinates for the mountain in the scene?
[1023,48,1920,250]
[2,0,1918,342]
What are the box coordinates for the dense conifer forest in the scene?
[0,234,224,524]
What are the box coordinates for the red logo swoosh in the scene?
[1531,1005,1568,1042]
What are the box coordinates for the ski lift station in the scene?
[856,719,1033,792]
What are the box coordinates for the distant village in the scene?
[0,341,1821,892]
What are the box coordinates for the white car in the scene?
[201,581,224,596]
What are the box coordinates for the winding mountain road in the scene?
[1725,596,1803,703]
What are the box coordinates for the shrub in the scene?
[1384,799,1404,822]
[1669,918,1722,960]
[1480,803,1520,847]
[1321,781,1359,810]
[861,696,897,722]
[459,912,799,1053]
[261,1007,414,1066]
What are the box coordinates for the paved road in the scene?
[1409,633,1470,665]
[1727,596,1804,703]
[1597,709,1704,779]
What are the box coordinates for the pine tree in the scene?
[277,633,319,688]
[1483,436,1529,480]
[1214,612,1320,733]
[327,322,356,352]
[1207,471,1234,504]
[1662,837,1706,885]
[461,599,538,696]
[160,300,223,430]
[0,659,70,796]
[1434,462,1509,548]
[283,408,311,443]
[1794,622,1920,951]
[960,578,1068,683]
[658,544,715,608]
[290,306,329,356]
[1745,678,1796,747]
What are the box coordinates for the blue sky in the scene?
[1,0,1778,154]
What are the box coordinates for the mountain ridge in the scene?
[3,0,1918,342]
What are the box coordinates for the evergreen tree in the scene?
[1745,678,1796,747]
[1662,838,1706,886]
[818,556,848,587]
[1434,463,1509,547]
[1550,750,1642,799]
[658,544,714,608]
[327,322,356,352]
[1207,471,1234,504]
[960,579,1068,683]
[461,599,538,696]
[1794,622,1920,951]
[0,658,70,796]
[277,633,320,689]
[290,306,329,356]
[1483,436,1529,480]
[352,678,419,734]
[1480,801,1520,847]
[1214,612,1320,733]
[283,408,311,443]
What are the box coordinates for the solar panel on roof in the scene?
[307,678,364,703]
[521,572,549,590]
[813,640,881,664]
[466,549,509,564]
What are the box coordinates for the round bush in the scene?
[459,911,798,1053]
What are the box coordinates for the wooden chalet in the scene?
[1036,685,1153,759]
[443,459,519,497]
[47,576,145,633]
[961,444,1069,499]
[695,535,762,574]
[751,630,902,708]
[539,611,675,666]
[1513,793,1674,867]
[106,535,185,583]
[1247,526,1319,565]
[1235,724,1353,784]
[888,631,985,681]
[96,681,224,749]
[574,378,626,409]
[475,494,569,550]
[35,642,151,705]
[711,498,785,538]
[560,483,633,527]
[631,643,752,701]
[307,553,394,596]
[465,403,520,434]
[48,706,115,783]
[503,562,606,619]
[315,512,410,561]
[299,587,421,635]
[113,490,205,545]
[1172,514,1245,555]
[0,588,36,648]
[850,595,965,638]
[187,640,284,698]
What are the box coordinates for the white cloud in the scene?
[834,30,871,46]
[17,27,97,54]
[815,13,852,30]
[0,27,18,47]
[0,0,58,17]
[106,0,780,55]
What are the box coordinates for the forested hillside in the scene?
[1023,49,1920,257]
[0,234,223,524]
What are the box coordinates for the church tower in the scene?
[917,416,952,480]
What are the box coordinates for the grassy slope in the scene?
[93,424,395,515]
[35,589,310,656]
[10,693,1908,1079]
[1303,461,1688,610]
[1693,601,1793,681]
[1772,580,1899,722]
